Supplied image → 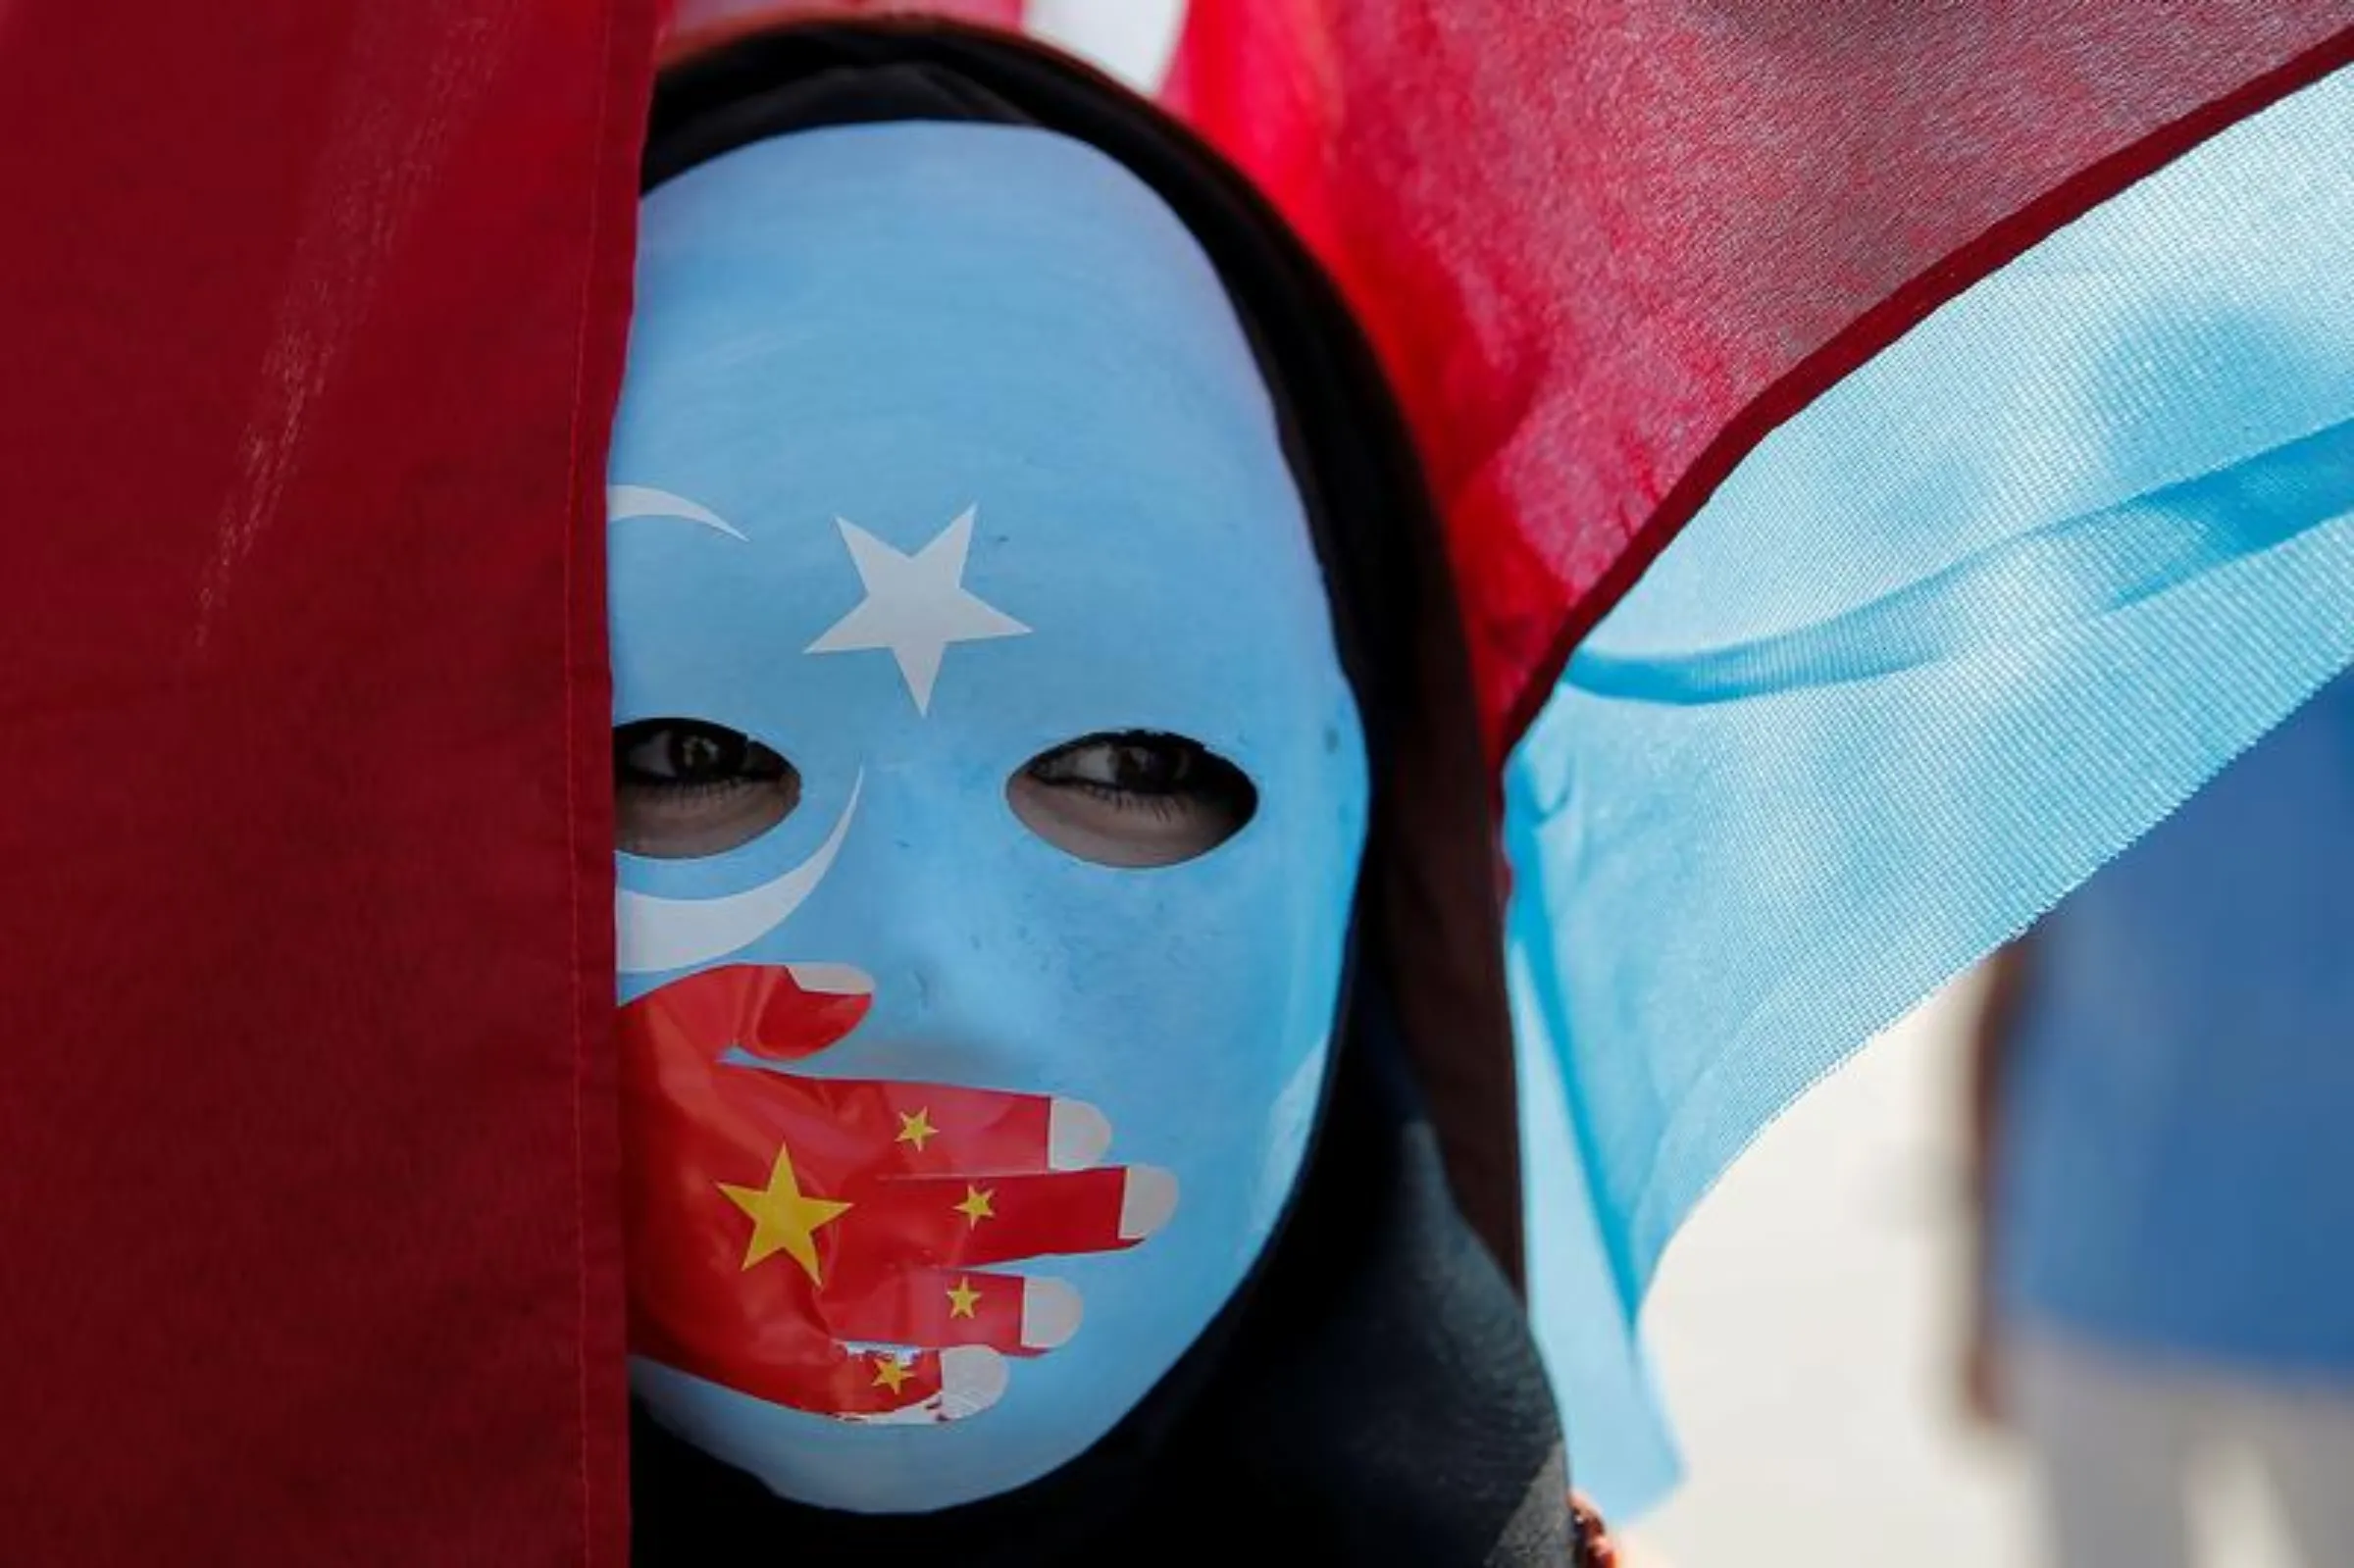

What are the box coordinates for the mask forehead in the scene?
[611,126,1349,769]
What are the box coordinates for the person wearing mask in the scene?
[611,23,1605,1563]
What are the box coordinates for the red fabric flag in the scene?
[662,0,1023,56]
[0,2,652,1560]
[1166,3,2354,752]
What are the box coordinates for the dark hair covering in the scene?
[632,22,1591,1565]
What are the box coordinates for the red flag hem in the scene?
[1502,25,2354,754]
[567,3,658,1561]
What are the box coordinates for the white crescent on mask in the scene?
[609,483,748,540]
[616,774,864,976]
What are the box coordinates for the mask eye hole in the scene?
[614,718,801,859]
[1007,731,1258,869]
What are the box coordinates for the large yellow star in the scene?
[946,1277,983,1319]
[953,1184,996,1228]
[716,1141,852,1285]
[870,1355,912,1393]
[896,1107,937,1152]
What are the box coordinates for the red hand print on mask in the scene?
[620,963,1177,1423]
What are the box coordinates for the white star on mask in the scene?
[805,507,1031,714]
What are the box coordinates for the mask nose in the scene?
[829,791,986,1031]
[892,958,940,1022]
[812,772,1058,1070]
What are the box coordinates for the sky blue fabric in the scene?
[1510,67,2354,1515]
[1993,671,2354,1376]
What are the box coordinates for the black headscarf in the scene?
[631,23,1585,1565]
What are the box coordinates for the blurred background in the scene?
[1624,979,2029,1568]
[1618,976,2319,1568]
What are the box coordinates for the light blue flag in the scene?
[1513,66,2354,1516]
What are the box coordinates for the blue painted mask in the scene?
[606,123,1369,1512]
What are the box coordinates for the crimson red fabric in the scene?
[1167,4,2354,753]
[661,0,1023,59]
[0,2,652,1561]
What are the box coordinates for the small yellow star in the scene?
[896,1107,938,1151]
[946,1277,983,1319]
[953,1184,996,1228]
[870,1355,912,1393]
[716,1141,853,1285]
